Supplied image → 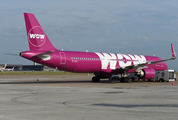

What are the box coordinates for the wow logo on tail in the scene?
[28,26,46,47]
[24,13,56,51]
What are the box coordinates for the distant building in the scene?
[0,64,57,71]
[22,65,44,71]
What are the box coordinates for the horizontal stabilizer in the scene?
[34,50,55,57]
[4,53,19,56]
[34,50,55,61]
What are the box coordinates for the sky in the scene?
[0,0,178,70]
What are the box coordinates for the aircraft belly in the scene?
[74,61,101,73]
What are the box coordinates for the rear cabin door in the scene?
[59,52,66,64]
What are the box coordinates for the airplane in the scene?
[4,67,14,71]
[0,64,14,72]
[0,64,7,72]
[20,13,176,82]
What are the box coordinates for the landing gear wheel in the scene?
[120,78,126,83]
[120,78,132,83]
[92,76,100,82]
[109,76,119,82]
[109,78,112,82]
[127,79,132,83]
[161,79,164,82]
[124,78,130,83]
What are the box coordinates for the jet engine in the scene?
[136,68,155,79]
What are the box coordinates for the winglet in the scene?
[171,44,176,59]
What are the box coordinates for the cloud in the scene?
[137,36,148,41]
[143,36,148,41]
[137,36,140,39]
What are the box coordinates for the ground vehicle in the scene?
[152,70,176,82]
[109,75,120,82]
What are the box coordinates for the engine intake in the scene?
[137,68,155,79]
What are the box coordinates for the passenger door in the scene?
[59,52,66,64]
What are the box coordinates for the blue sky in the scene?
[0,0,178,70]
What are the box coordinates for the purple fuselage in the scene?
[21,50,168,74]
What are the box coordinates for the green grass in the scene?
[0,71,89,75]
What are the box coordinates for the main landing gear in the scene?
[92,70,133,83]
[120,70,132,83]
[109,76,132,83]
[120,77,132,83]
[109,75,120,82]
[92,76,132,83]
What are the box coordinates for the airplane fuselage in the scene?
[21,50,168,74]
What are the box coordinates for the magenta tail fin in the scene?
[24,13,56,51]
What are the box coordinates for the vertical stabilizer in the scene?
[24,13,56,51]
[4,64,7,69]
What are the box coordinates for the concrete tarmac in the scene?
[0,75,178,120]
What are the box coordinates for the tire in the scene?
[120,78,125,83]
[127,79,132,83]
[109,78,112,82]
[92,76,100,82]
[120,78,131,83]
[160,79,164,82]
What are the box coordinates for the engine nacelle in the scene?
[137,68,155,79]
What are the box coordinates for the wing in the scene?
[148,44,176,65]
[114,44,176,71]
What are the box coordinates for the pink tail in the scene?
[24,13,56,51]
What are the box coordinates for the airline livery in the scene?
[0,64,7,72]
[0,64,14,72]
[20,13,176,82]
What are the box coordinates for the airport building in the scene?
[0,64,56,71]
